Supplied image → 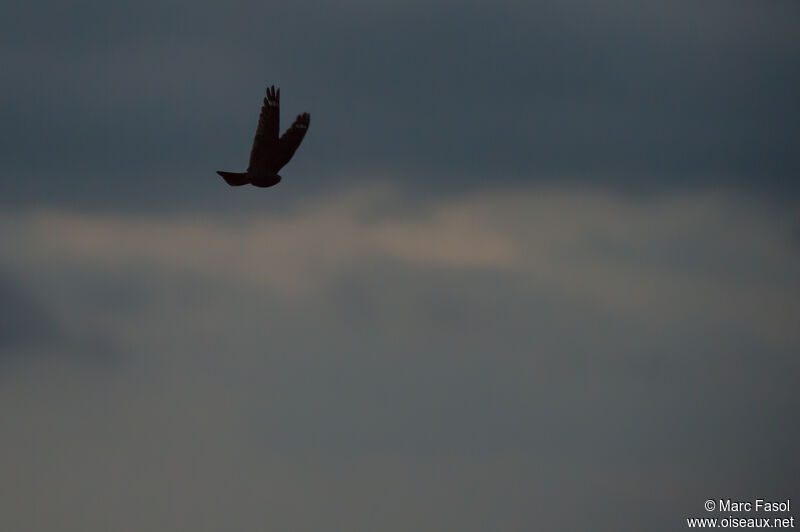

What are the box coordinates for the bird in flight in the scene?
[217,85,310,188]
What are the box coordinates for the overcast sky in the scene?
[1,1,799,531]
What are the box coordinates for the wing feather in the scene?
[274,113,310,170]
[248,86,280,171]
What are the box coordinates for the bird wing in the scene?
[274,113,310,171]
[248,86,280,171]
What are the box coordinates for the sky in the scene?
[1,0,799,530]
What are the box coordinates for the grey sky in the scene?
[1,1,799,530]
[2,0,799,208]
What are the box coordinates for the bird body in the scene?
[217,85,310,188]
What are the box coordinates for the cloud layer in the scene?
[1,183,798,531]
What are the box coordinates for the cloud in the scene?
[4,183,798,345]
[1,182,798,531]
[0,273,59,354]
[0,270,116,373]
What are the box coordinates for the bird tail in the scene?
[217,171,250,186]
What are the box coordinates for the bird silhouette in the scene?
[217,85,310,188]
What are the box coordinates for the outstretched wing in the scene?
[248,85,280,171]
[274,113,310,171]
